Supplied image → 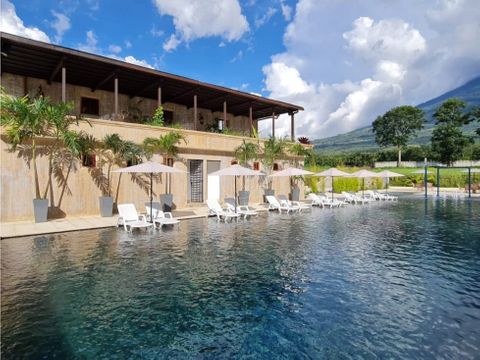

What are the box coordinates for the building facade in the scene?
[1,33,305,222]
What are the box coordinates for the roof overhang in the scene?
[1,33,303,119]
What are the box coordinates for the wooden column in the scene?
[114,77,119,119]
[249,106,253,137]
[223,100,227,129]
[61,67,66,102]
[193,94,198,130]
[272,112,276,138]
[290,112,295,141]
[157,87,162,108]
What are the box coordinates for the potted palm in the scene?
[288,143,311,201]
[234,139,260,205]
[261,136,287,201]
[97,134,125,217]
[143,131,186,211]
[0,91,84,222]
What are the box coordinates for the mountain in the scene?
[313,76,480,153]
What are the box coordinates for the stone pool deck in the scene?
[0,205,270,239]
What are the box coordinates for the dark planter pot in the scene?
[99,196,114,217]
[160,193,173,212]
[290,187,300,201]
[263,189,275,203]
[238,191,250,205]
[33,199,48,223]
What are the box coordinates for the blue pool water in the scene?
[1,196,480,359]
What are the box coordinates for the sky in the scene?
[1,0,480,140]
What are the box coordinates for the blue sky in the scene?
[5,0,290,94]
[2,0,480,139]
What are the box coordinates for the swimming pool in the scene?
[2,197,479,358]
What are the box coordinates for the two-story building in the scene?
[1,33,305,222]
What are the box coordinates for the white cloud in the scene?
[150,25,164,38]
[77,30,99,52]
[280,1,292,21]
[255,7,277,28]
[343,17,426,65]
[123,55,154,69]
[260,0,480,140]
[163,34,181,52]
[49,11,70,43]
[229,49,243,63]
[124,40,132,48]
[0,0,50,42]
[153,0,249,50]
[108,44,122,54]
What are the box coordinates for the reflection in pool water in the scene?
[1,197,479,358]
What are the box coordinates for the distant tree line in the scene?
[308,98,480,168]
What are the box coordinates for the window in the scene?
[163,110,174,125]
[231,160,238,165]
[165,157,174,166]
[253,162,260,171]
[273,163,279,171]
[81,97,99,116]
[82,154,96,168]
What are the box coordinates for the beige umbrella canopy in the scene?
[113,161,186,222]
[376,170,405,194]
[269,167,315,177]
[209,164,265,212]
[315,168,351,200]
[269,167,315,201]
[348,169,379,197]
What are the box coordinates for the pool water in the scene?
[2,197,480,359]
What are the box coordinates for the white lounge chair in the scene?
[117,203,153,232]
[375,191,397,201]
[307,193,324,207]
[206,198,240,221]
[319,194,346,207]
[266,195,300,213]
[145,202,180,229]
[224,198,258,219]
[278,195,312,212]
[342,191,360,204]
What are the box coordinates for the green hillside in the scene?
[313,76,480,153]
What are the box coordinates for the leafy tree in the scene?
[143,131,187,192]
[234,140,260,190]
[145,106,164,127]
[262,136,288,189]
[372,105,425,167]
[430,98,474,166]
[469,106,480,136]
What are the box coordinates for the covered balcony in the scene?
[1,32,303,141]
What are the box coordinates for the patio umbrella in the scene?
[348,169,379,198]
[113,161,186,222]
[269,167,314,199]
[315,168,351,200]
[376,170,404,195]
[209,164,265,213]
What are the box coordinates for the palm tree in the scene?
[262,136,288,190]
[0,92,50,199]
[99,133,127,197]
[234,140,260,191]
[143,131,186,193]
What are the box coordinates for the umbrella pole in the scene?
[235,176,237,213]
[332,176,334,201]
[363,178,365,198]
[150,173,153,223]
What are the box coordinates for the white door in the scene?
[207,161,221,201]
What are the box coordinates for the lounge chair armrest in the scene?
[138,214,147,222]
[164,212,174,219]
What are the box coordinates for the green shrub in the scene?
[333,177,360,193]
